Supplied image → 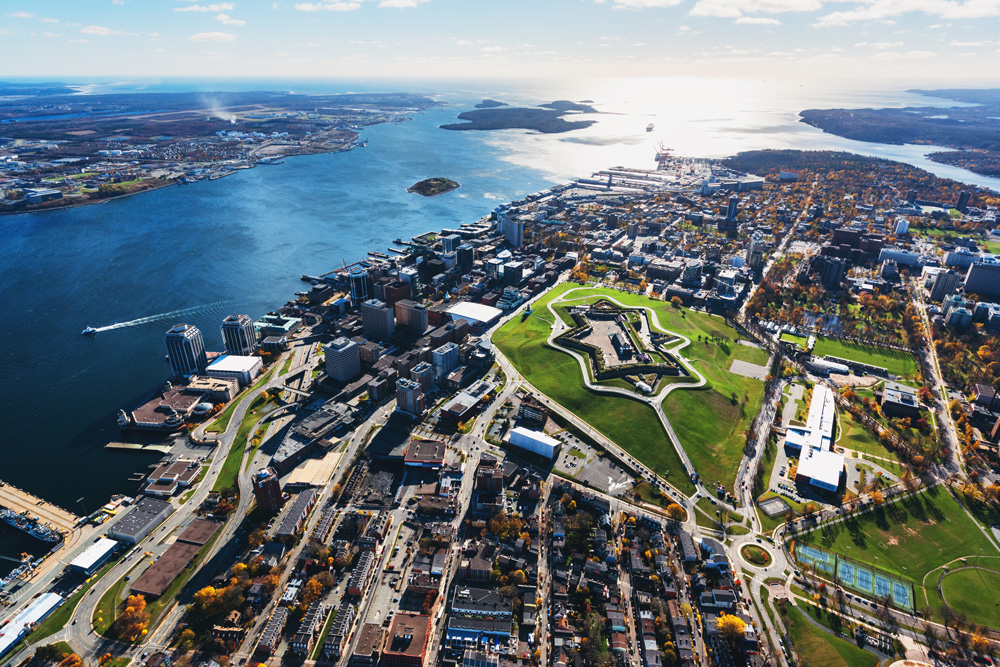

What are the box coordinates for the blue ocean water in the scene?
[1,76,999,570]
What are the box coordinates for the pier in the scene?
[104,442,172,454]
[0,481,80,534]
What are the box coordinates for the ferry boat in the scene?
[646,123,654,132]
[81,326,98,335]
[0,509,62,543]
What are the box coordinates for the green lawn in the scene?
[665,327,765,491]
[93,569,135,636]
[732,344,770,366]
[798,488,998,583]
[811,336,918,379]
[494,285,695,494]
[213,393,278,493]
[836,410,899,462]
[782,604,878,667]
[939,566,1000,630]
[780,332,810,348]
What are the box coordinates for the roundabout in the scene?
[741,543,774,567]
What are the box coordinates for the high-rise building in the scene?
[747,232,765,270]
[957,190,971,213]
[398,267,421,299]
[324,337,361,382]
[441,234,462,253]
[457,244,475,269]
[395,378,426,418]
[165,324,207,378]
[395,299,429,333]
[349,267,371,305]
[486,258,504,281]
[726,195,739,221]
[965,261,1000,298]
[410,361,434,393]
[382,280,411,308]
[360,299,395,341]
[252,467,284,514]
[497,211,523,248]
[931,270,962,302]
[221,314,257,356]
[432,342,459,381]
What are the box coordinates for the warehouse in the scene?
[69,537,119,575]
[506,426,560,460]
[0,592,63,658]
[107,497,174,544]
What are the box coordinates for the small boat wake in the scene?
[88,300,235,333]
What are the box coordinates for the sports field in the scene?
[812,336,919,379]
[795,544,914,610]
[939,566,1000,629]
[493,285,695,494]
[798,488,998,584]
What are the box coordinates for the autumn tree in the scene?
[111,594,150,642]
[300,578,324,607]
[665,503,686,522]
[716,613,747,646]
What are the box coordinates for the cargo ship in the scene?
[0,509,62,543]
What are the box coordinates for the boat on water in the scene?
[646,123,654,132]
[81,326,98,335]
[0,509,62,543]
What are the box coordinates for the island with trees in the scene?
[440,99,598,134]
[799,88,1000,176]
[407,177,461,197]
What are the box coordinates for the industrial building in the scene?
[0,592,63,658]
[383,613,430,667]
[68,538,119,575]
[506,426,561,459]
[107,497,175,544]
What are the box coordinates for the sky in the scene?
[3,0,1000,84]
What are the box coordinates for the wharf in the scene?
[0,480,80,533]
[105,442,172,454]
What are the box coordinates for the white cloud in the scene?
[377,0,429,6]
[734,16,782,24]
[608,0,683,7]
[112,0,126,5]
[39,17,58,23]
[481,45,505,52]
[295,1,361,9]
[80,24,135,36]
[951,39,985,46]
[8,11,34,18]
[69,38,91,43]
[215,12,246,24]
[188,31,236,41]
[816,0,1000,27]
[690,0,820,17]
[39,31,60,37]
[175,3,236,12]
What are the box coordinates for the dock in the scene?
[105,442,172,454]
[0,480,80,534]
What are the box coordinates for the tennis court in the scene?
[794,544,915,612]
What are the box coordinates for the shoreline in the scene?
[0,138,366,217]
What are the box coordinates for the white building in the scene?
[447,302,503,331]
[69,538,119,575]
[507,426,560,459]
[206,354,263,387]
[324,337,361,382]
[784,385,845,492]
[0,593,63,658]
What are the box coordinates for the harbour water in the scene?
[2,76,999,572]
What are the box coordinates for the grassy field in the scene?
[798,488,998,582]
[939,566,1000,629]
[732,344,770,366]
[665,325,765,491]
[780,332,810,347]
[836,410,900,462]
[93,569,135,636]
[811,336,919,379]
[782,604,879,667]
[494,285,695,494]
[213,393,278,493]
[742,544,773,566]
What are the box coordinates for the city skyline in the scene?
[3,0,1000,82]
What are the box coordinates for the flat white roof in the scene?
[447,302,503,324]
[797,447,844,488]
[805,385,836,444]
[207,354,261,373]
[69,537,118,571]
[0,592,62,656]
[510,426,560,448]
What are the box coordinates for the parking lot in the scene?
[552,430,632,495]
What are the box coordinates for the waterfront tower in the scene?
[165,323,208,378]
[221,314,257,356]
[349,267,371,305]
